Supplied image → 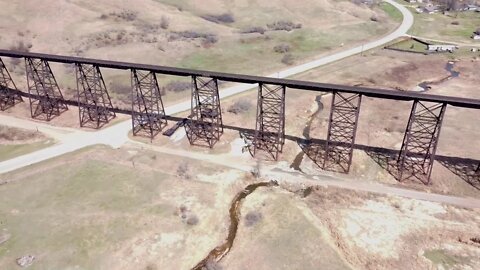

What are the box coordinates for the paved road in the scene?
[0,0,414,175]
[0,0,429,204]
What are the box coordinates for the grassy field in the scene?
[408,9,480,43]
[0,0,401,106]
[223,189,352,270]
[379,2,403,22]
[0,140,55,162]
[0,146,234,269]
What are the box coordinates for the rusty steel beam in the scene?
[185,76,223,148]
[131,69,167,138]
[0,57,22,110]
[323,93,362,173]
[253,83,286,160]
[1,50,480,109]
[25,58,67,121]
[397,101,447,184]
[76,63,115,129]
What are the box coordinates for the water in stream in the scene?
[290,95,324,171]
[418,61,459,91]
[191,180,278,270]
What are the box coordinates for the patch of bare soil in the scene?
[0,125,46,145]
[304,186,480,270]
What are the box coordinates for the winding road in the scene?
[0,0,413,175]
[3,2,476,208]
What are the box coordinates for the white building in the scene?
[427,44,458,52]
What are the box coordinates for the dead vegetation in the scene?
[201,13,235,24]
[227,99,252,114]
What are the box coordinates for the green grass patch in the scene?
[379,2,403,22]
[409,10,480,43]
[423,249,469,269]
[0,140,54,162]
[0,159,176,268]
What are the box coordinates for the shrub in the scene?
[244,211,262,227]
[109,10,137,21]
[241,26,266,35]
[227,99,252,114]
[267,20,302,32]
[160,16,170,29]
[201,13,235,24]
[164,81,191,93]
[186,214,199,225]
[9,41,31,52]
[177,161,190,179]
[370,15,378,22]
[273,44,290,53]
[281,53,294,65]
[99,14,108,20]
[173,31,218,44]
[451,21,459,25]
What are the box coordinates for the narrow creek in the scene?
[290,95,324,171]
[418,61,460,91]
[191,180,279,270]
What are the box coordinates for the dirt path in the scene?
[125,140,480,209]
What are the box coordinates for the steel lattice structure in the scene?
[323,93,362,173]
[76,63,115,128]
[0,57,22,110]
[131,69,167,138]
[185,76,223,148]
[397,101,447,184]
[253,83,286,160]
[25,57,67,120]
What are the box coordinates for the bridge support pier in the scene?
[131,69,167,138]
[253,83,286,160]
[25,58,67,120]
[185,76,223,148]
[76,63,115,129]
[0,57,22,110]
[323,92,362,173]
[397,100,447,184]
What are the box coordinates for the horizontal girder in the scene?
[0,50,480,109]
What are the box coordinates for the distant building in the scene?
[465,4,478,11]
[472,35,480,40]
[423,5,436,14]
[427,44,458,52]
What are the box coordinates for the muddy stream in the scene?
[418,61,459,91]
[191,180,278,270]
[290,95,324,171]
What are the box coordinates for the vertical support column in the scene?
[397,100,447,184]
[323,92,362,173]
[76,63,115,129]
[0,57,23,110]
[185,76,223,148]
[253,83,286,160]
[131,69,167,138]
[25,57,67,121]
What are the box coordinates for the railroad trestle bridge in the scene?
[1,49,479,184]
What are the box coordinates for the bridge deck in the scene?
[1,49,479,109]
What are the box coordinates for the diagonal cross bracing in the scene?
[323,92,362,173]
[25,57,67,121]
[397,100,446,184]
[253,83,286,160]
[76,63,115,129]
[0,57,22,110]
[131,69,167,138]
[185,76,223,148]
